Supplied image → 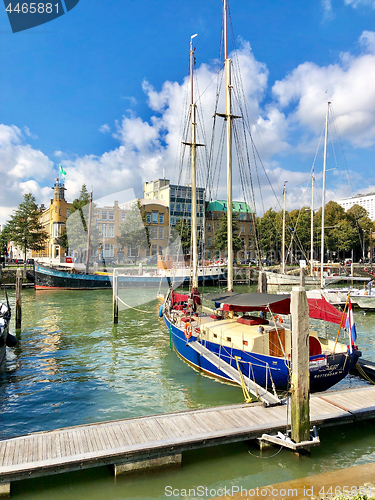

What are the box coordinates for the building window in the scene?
[152,212,158,223]
[249,238,252,247]
[159,246,163,255]
[151,244,157,255]
[102,224,107,237]
[171,216,176,226]
[109,211,114,221]
[152,227,158,239]
[241,238,245,247]
[208,224,211,232]
[249,225,253,234]
[101,212,107,220]
[240,225,245,233]
[108,225,114,238]
[207,237,211,247]
[146,213,151,224]
[159,227,164,239]
[53,224,60,237]
[159,214,164,224]
[122,212,126,222]
[239,213,247,220]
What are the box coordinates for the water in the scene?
[1,286,375,499]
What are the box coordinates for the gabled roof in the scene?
[206,200,253,213]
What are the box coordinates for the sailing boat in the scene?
[161,0,361,403]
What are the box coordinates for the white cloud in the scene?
[344,0,375,7]
[272,32,375,148]
[99,124,111,134]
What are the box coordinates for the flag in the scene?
[345,297,357,353]
[59,164,67,176]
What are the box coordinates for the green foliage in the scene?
[116,201,149,263]
[65,185,100,256]
[256,208,280,258]
[174,219,191,253]
[3,193,48,259]
[256,200,373,261]
[215,213,242,254]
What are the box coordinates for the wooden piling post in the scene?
[258,271,267,293]
[290,285,310,444]
[15,268,22,330]
[113,269,118,324]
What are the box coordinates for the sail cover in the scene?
[206,291,346,324]
[205,292,291,314]
[306,290,346,325]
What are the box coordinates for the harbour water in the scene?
[1,285,375,499]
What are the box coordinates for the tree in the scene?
[257,208,280,260]
[174,219,191,254]
[215,213,242,256]
[116,201,149,263]
[347,204,372,260]
[4,193,48,261]
[65,185,100,261]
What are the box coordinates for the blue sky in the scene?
[1,0,375,225]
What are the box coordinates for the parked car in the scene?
[15,259,24,264]
[26,259,34,265]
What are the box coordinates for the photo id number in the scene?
[6,3,59,14]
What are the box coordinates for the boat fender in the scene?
[6,333,17,347]
[274,315,283,323]
[158,305,164,318]
[184,322,192,340]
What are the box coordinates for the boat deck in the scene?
[1,386,375,486]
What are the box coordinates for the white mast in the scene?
[310,174,315,277]
[281,182,287,274]
[320,102,330,288]
[224,0,233,291]
[190,33,198,289]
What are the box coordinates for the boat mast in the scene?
[85,190,93,275]
[310,174,314,276]
[190,34,198,289]
[320,102,330,288]
[224,0,233,291]
[281,182,287,274]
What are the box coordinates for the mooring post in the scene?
[15,268,22,330]
[258,271,267,293]
[113,269,118,324]
[290,285,310,445]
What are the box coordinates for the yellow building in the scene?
[33,179,72,263]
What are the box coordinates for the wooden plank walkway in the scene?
[1,386,375,484]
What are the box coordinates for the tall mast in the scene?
[224,0,233,291]
[281,182,287,274]
[310,174,314,276]
[320,102,330,288]
[85,190,93,275]
[190,34,198,289]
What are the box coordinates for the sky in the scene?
[1,0,375,226]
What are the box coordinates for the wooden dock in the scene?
[1,386,375,489]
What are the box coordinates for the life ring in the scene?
[274,315,283,324]
[184,322,192,340]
